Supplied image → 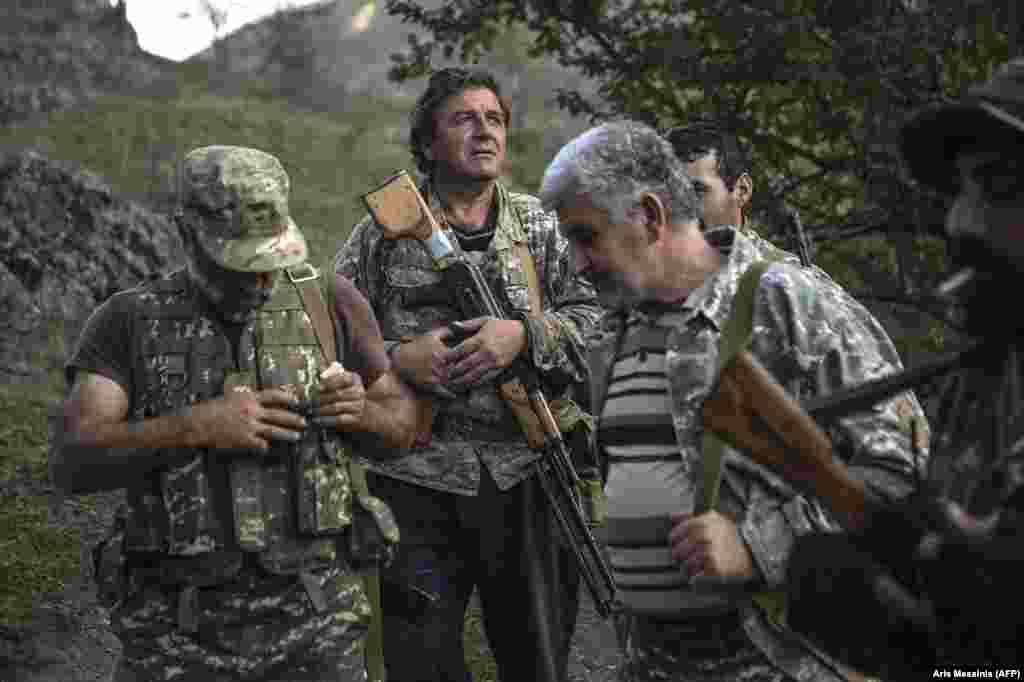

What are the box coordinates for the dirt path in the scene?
[568,593,622,682]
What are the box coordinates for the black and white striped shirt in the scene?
[599,311,736,617]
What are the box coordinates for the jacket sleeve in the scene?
[333,215,401,355]
[737,262,930,588]
[518,201,603,388]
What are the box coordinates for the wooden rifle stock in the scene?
[702,350,873,531]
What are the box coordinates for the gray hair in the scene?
[539,120,700,225]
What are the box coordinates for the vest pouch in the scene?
[294,428,352,537]
[254,457,338,575]
[231,458,268,551]
[348,492,400,567]
[162,453,223,555]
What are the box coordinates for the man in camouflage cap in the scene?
[54,145,417,681]
[182,145,308,273]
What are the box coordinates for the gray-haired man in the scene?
[540,121,927,681]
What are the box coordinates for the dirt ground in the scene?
[1,486,622,682]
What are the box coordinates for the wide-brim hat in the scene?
[901,58,1024,195]
[181,146,308,272]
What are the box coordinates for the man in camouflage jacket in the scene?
[53,146,417,681]
[540,120,928,681]
[665,121,813,264]
[780,57,1024,678]
[334,68,600,682]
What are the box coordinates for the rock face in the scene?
[1,0,176,126]
[0,150,184,382]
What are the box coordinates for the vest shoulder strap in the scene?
[285,264,337,365]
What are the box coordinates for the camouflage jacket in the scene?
[589,227,929,680]
[335,181,600,495]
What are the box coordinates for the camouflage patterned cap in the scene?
[180,145,308,272]
[902,58,1024,195]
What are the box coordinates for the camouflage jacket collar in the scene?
[424,179,526,250]
[685,226,760,333]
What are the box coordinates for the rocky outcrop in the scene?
[1,0,177,126]
[0,150,184,382]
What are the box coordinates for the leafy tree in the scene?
[384,0,1019,350]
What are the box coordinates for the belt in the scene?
[125,549,246,587]
[126,550,333,633]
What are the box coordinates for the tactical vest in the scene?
[123,267,354,576]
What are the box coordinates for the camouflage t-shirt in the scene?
[66,271,387,680]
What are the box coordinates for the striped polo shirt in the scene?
[599,309,737,618]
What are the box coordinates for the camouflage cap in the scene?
[902,58,1024,195]
[180,145,308,272]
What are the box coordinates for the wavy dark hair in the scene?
[408,67,512,177]
[663,122,751,191]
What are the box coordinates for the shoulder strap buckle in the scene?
[286,263,320,284]
[285,263,337,365]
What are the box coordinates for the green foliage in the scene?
[815,236,899,293]
[0,383,56,483]
[0,495,80,625]
[894,319,949,363]
[0,381,80,626]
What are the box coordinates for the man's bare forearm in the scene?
[54,407,200,495]
[339,374,417,454]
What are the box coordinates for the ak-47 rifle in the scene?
[361,170,618,618]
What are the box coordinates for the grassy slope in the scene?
[0,61,561,680]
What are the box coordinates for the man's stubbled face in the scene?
[185,227,279,324]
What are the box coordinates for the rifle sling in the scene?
[497,242,547,449]
[698,259,790,630]
[699,259,774,514]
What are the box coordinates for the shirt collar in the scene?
[424,179,524,252]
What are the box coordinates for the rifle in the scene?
[701,342,982,533]
[361,170,618,618]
